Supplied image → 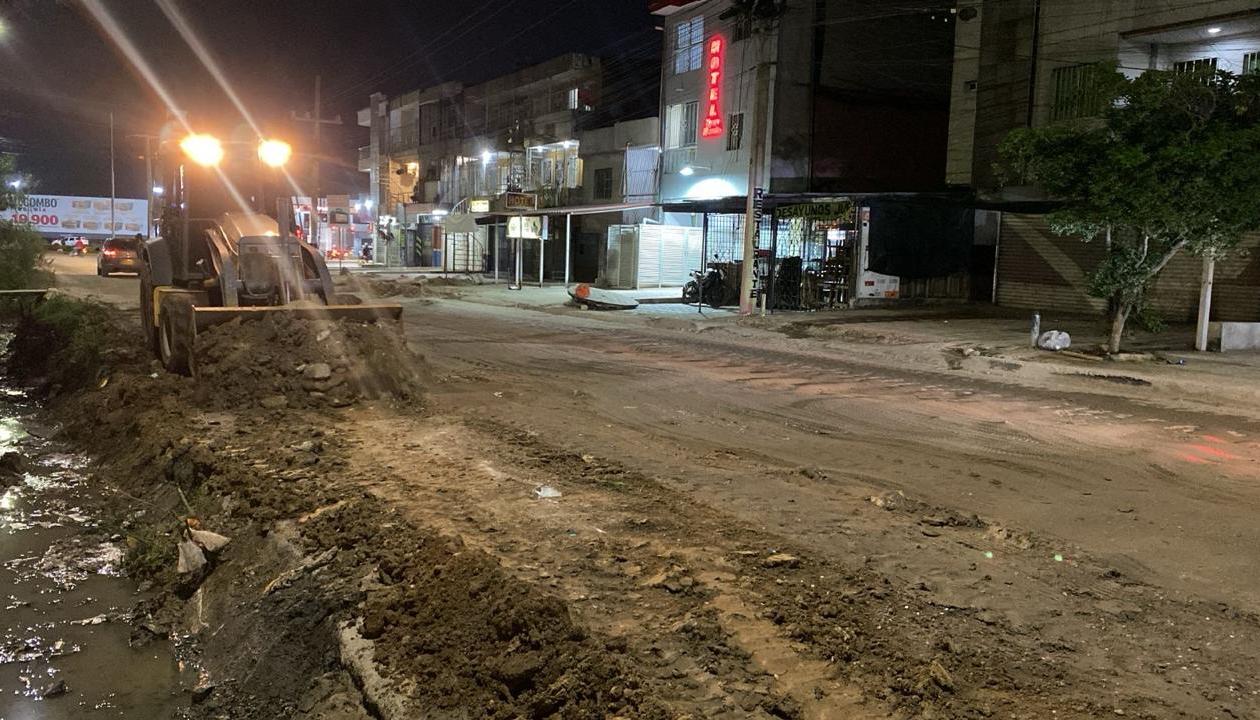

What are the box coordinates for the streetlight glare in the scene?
[257,139,292,168]
[180,133,224,167]
[152,185,164,195]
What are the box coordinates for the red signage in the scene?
[701,35,725,139]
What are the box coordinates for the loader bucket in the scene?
[190,302,403,333]
[156,295,404,375]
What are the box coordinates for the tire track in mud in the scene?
[404,310,1260,719]
[333,407,1260,720]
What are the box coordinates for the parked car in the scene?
[97,236,141,276]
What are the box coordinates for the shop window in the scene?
[1173,57,1217,75]
[594,168,613,200]
[673,15,704,74]
[1245,52,1260,74]
[727,112,744,151]
[1050,64,1105,121]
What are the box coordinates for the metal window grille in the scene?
[673,16,705,74]
[727,113,744,151]
[1050,65,1104,121]
[1173,57,1218,75]
[594,168,613,200]
[682,101,699,146]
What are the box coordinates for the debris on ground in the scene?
[1037,330,1072,351]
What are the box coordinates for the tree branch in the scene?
[1144,238,1190,280]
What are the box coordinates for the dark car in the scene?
[97,236,141,276]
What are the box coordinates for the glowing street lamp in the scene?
[257,139,292,168]
[180,133,224,167]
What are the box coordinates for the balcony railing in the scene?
[388,122,419,153]
[663,146,696,174]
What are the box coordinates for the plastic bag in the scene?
[1037,330,1071,351]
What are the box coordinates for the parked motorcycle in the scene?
[683,256,727,308]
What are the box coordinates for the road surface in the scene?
[49,252,138,309]
[51,258,1260,718]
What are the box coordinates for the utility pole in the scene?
[739,48,772,315]
[291,75,342,250]
[127,133,160,238]
[735,0,781,316]
[109,112,116,243]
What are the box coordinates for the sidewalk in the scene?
[729,305,1260,417]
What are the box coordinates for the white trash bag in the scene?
[1037,330,1072,351]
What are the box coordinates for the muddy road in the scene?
[368,295,1260,718]
[34,260,1260,718]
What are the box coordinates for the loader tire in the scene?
[158,294,195,376]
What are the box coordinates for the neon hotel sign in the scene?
[701,35,725,139]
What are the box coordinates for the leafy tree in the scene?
[999,67,1260,353]
[0,154,49,290]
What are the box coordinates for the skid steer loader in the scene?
[140,210,401,375]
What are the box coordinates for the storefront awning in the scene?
[476,201,654,222]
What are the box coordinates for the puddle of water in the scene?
[0,392,190,718]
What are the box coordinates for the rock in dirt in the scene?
[762,553,800,569]
[177,539,208,574]
[39,680,67,698]
[0,450,27,476]
[303,363,333,382]
[260,395,288,410]
[189,528,231,553]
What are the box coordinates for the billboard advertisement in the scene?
[0,195,149,237]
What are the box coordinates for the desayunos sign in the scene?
[1,195,149,236]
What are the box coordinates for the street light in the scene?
[7,179,20,189]
[152,185,164,196]
[180,133,224,167]
[257,139,292,168]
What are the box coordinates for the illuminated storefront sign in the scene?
[701,35,725,139]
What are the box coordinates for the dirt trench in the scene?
[2,309,761,718]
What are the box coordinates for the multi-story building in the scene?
[358,53,661,278]
[360,54,600,218]
[647,0,966,305]
[947,1,1260,321]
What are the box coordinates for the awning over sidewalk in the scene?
[475,201,654,223]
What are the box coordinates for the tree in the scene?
[0,154,49,290]
[998,67,1260,353]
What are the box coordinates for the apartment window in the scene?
[673,15,704,74]
[727,112,744,151]
[732,16,751,43]
[593,168,614,200]
[1244,52,1260,74]
[664,101,699,149]
[568,88,579,110]
[1051,64,1105,121]
[1173,57,1218,75]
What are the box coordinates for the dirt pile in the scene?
[304,498,670,719]
[335,274,473,301]
[192,313,425,410]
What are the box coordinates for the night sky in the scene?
[0,0,658,198]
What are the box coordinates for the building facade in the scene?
[947,2,1260,321]
[647,0,964,305]
[358,54,661,277]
